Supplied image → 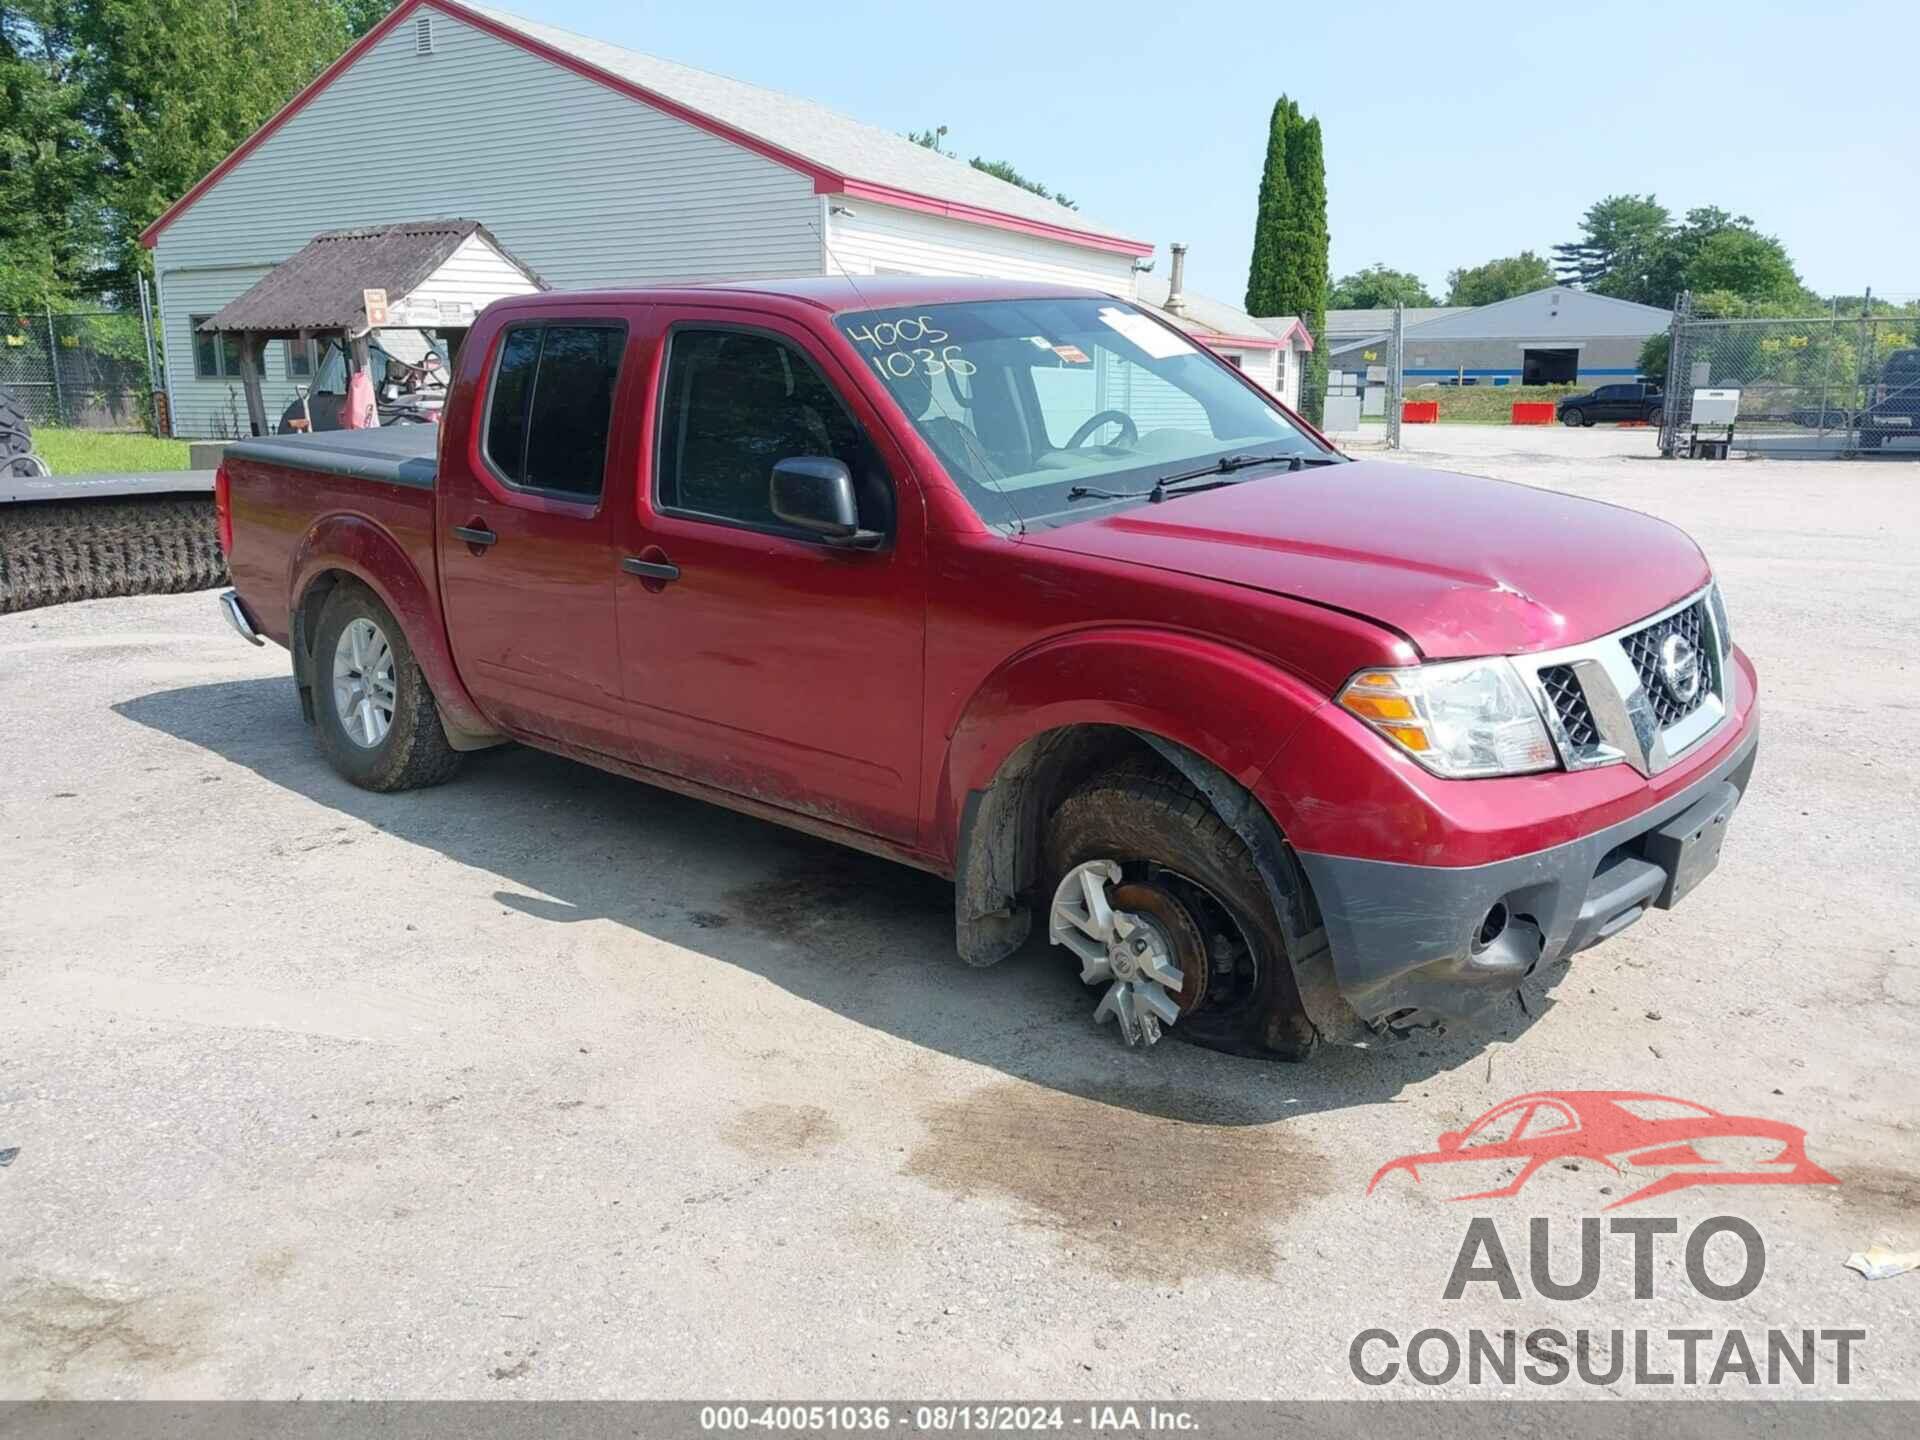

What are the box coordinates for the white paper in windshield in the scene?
[1098,307,1196,359]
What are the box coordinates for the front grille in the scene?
[1623,600,1712,728]
[1539,664,1599,749]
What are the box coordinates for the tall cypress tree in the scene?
[1244,97,1330,421]
[1284,114,1329,423]
[1243,98,1297,317]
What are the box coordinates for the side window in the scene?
[192,317,242,380]
[656,327,892,537]
[482,323,626,500]
[1517,1103,1576,1140]
[1461,1106,1529,1147]
[283,338,318,381]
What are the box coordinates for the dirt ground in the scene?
[2,426,1916,1400]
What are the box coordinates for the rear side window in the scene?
[482,322,627,500]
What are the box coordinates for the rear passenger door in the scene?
[438,310,642,758]
[614,309,928,844]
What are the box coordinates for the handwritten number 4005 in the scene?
[845,315,978,380]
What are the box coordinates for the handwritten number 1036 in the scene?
[870,346,976,380]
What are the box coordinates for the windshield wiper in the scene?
[1148,451,1297,498]
[1064,451,1338,506]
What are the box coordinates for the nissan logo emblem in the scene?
[1659,634,1702,703]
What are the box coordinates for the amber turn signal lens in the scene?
[1340,691,1417,722]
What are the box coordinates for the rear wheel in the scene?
[312,582,462,792]
[1645,404,1664,424]
[1045,762,1318,1060]
[1860,429,1885,450]
[1562,408,1586,427]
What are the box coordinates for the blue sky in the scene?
[517,0,1918,306]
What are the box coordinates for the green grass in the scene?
[1360,384,1584,426]
[30,427,194,474]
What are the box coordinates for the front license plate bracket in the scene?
[1643,781,1740,909]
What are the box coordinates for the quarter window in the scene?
[655,327,891,537]
[482,323,626,500]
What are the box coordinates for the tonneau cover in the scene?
[223,426,439,490]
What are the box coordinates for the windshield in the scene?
[835,297,1331,526]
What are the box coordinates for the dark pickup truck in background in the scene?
[1861,348,1920,449]
[1559,381,1664,427]
[215,278,1758,1058]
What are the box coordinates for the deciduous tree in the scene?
[1445,251,1554,307]
[1327,264,1437,310]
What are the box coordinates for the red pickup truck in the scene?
[216,278,1758,1059]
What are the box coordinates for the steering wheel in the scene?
[1065,410,1138,450]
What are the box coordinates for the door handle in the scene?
[452,524,497,548]
[621,555,680,583]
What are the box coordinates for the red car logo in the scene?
[1367,1091,1838,1210]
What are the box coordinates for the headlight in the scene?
[1338,659,1557,779]
[1708,581,1733,658]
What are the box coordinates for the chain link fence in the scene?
[1318,304,1404,446]
[1659,292,1920,458]
[0,309,157,432]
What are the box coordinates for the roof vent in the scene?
[415,14,435,55]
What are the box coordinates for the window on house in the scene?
[482,322,627,500]
[1276,350,1289,392]
[284,338,320,381]
[656,327,891,537]
[191,317,242,380]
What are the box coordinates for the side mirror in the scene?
[770,456,881,549]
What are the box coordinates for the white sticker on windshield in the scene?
[1098,306,1196,359]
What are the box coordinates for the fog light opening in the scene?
[1472,901,1510,955]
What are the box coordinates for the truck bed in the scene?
[223,426,439,490]
[223,425,441,651]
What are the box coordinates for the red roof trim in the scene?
[1196,332,1286,351]
[830,179,1154,258]
[141,0,1151,260]
[141,0,426,248]
[1258,318,1316,352]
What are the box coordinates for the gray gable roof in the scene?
[1134,275,1282,342]
[1323,306,1467,338]
[1397,287,1671,339]
[1323,289,1672,355]
[465,3,1143,250]
[202,219,542,332]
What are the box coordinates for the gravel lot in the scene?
[2,427,1916,1401]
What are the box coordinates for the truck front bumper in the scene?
[1295,722,1759,1026]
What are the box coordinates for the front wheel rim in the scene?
[332,617,396,748]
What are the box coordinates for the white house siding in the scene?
[825,201,1136,299]
[154,3,820,435]
[399,233,543,317]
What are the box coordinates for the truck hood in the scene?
[1021,459,1710,658]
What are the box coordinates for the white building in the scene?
[1317,289,1672,390]
[1134,263,1314,412]
[143,0,1153,437]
